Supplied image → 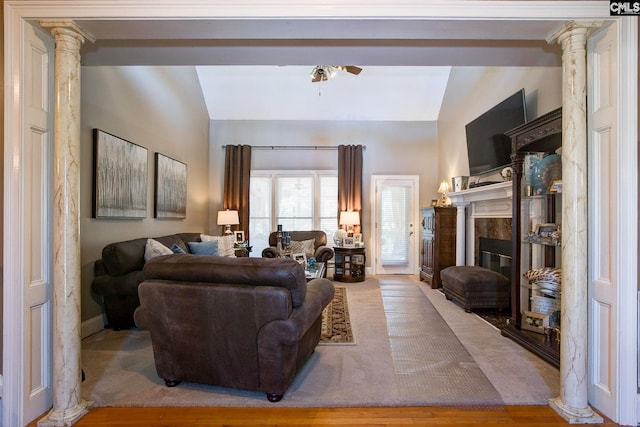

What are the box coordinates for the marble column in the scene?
[454,204,467,265]
[546,21,603,424]
[38,21,94,427]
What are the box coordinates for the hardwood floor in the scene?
[29,405,619,426]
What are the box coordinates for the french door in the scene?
[371,175,419,275]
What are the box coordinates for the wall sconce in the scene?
[339,211,360,237]
[437,180,450,206]
[217,209,239,235]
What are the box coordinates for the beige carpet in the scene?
[81,276,558,407]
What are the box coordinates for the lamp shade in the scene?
[437,180,449,194]
[339,211,360,226]
[216,209,239,226]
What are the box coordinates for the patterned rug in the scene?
[320,287,355,344]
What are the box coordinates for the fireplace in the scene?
[479,237,512,280]
[446,181,513,266]
[473,217,511,266]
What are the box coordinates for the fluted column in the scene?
[38,21,94,427]
[547,21,603,424]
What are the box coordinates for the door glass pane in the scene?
[380,185,409,265]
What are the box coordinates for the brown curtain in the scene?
[223,145,251,240]
[338,145,363,234]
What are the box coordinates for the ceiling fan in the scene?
[310,65,362,82]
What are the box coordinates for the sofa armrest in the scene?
[257,278,334,393]
[257,279,333,348]
[314,246,334,263]
[262,247,279,258]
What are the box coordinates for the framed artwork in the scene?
[235,231,245,243]
[353,233,362,243]
[292,253,307,265]
[93,129,148,219]
[154,153,187,219]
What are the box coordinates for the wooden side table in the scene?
[333,246,366,282]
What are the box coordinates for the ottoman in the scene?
[440,266,510,312]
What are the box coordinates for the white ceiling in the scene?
[77,18,565,121]
[195,66,452,121]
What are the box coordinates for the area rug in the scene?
[81,278,394,408]
[80,277,556,408]
[320,287,355,345]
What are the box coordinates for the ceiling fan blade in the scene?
[336,65,362,75]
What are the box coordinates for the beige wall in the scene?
[437,66,563,184]
[208,119,440,250]
[80,66,210,322]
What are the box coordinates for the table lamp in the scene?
[437,180,449,206]
[217,209,239,235]
[339,211,360,237]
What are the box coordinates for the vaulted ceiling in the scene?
[77,18,564,121]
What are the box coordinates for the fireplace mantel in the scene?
[447,181,512,265]
[447,181,511,205]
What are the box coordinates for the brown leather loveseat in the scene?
[92,232,202,330]
[133,254,335,402]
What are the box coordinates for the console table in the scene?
[333,246,366,282]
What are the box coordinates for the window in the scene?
[250,171,338,255]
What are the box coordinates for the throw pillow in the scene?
[170,243,187,254]
[200,234,236,257]
[290,238,315,258]
[188,240,219,256]
[144,238,173,262]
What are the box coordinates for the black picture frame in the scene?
[154,153,187,219]
[92,129,148,219]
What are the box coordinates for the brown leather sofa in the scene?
[133,254,335,402]
[91,232,202,330]
[261,230,334,266]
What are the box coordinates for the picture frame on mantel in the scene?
[154,153,187,219]
[92,129,148,219]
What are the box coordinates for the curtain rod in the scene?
[221,145,366,151]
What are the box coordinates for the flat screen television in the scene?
[465,89,527,176]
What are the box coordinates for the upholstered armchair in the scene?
[261,230,334,265]
[134,255,335,402]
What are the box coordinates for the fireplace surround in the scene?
[447,181,512,266]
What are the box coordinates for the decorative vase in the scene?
[333,229,347,246]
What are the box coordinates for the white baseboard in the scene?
[81,314,105,339]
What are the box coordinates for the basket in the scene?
[531,295,561,315]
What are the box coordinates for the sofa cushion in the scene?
[144,239,173,262]
[290,239,315,258]
[188,240,219,256]
[200,234,236,257]
[171,243,187,254]
[143,255,308,308]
